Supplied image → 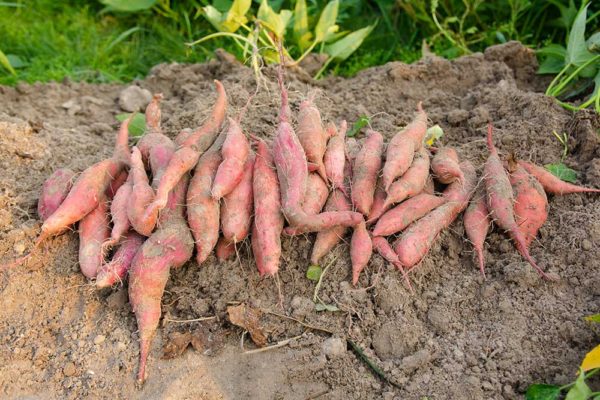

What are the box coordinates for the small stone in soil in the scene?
[93,335,106,345]
[118,86,152,112]
[321,337,346,359]
[63,362,76,377]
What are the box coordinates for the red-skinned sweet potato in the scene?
[221,153,255,243]
[37,168,76,221]
[351,129,384,215]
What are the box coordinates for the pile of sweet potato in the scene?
[13,63,600,384]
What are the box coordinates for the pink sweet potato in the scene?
[518,160,600,195]
[78,197,110,278]
[366,179,387,224]
[384,147,430,209]
[252,138,284,276]
[323,120,347,194]
[221,153,255,243]
[147,81,227,215]
[297,91,327,180]
[310,189,352,265]
[509,162,548,248]
[423,175,435,195]
[372,236,412,290]
[431,147,464,184]
[211,117,250,200]
[103,174,133,251]
[216,237,236,263]
[463,190,490,277]
[128,147,156,237]
[302,172,329,215]
[37,168,76,221]
[382,102,427,190]
[373,193,446,237]
[106,170,129,199]
[187,134,225,265]
[351,221,372,285]
[484,125,552,279]
[394,161,476,269]
[351,129,384,215]
[96,231,144,288]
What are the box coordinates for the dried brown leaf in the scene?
[227,303,267,347]
[162,331,192,359]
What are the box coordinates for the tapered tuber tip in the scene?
[486,123,495,153]
[417,101,424,113]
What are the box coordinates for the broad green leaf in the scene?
[566,3,595,66]
[203,5,225,31]
[545,163,577,183]
[581,345,600,371]
[0,49,16,75]
[6,54,27,69]
[565,369,591,400]
[588,32,600,53]
[496,31,507,43]
[100,0,157,12]
[547,0,577,30]
[293,0,311,51]
[315,303,340,312]
[537,44,567,59]
[584,314,600,323]
[306,265,322,281]
[347,115,370,137]
[257,0,290,39]
[425,125,444,146]
[323,24,375,62]
[221,0,251,33]
[525,384,561,400]
[314,0,339,43]
[538,56,566,75]
[116,113,146,137]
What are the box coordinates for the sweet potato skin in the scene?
[221,153,255,243]
[78,197,111,278]
[323,121,347,194]
[212,117,250,200]
[384,147,430,209]
[373,193,446,237]
[128,147,156,237]
[105,174,132,248]
[518,160,600,195]
[351,221,372,285]
[297,94,327,180]
[431,147,464,184]
[38,168,76,221]
[215,237,236,262]
[463,191,490,277]
[96,231,144,288]
[509,164,548,248]
[366,180,387,224]
[310,189,351,265]
[252,139,284,276]
[372,236,412,289]
[351,130,384,215]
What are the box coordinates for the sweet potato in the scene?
[423,175,435,195]
[283,172,330,236]
[96,231,144,288]
[212,117,250,200]
[37,168,76,221]
[518,160,600,195]
[351,221,372,285]
[147,81,227,215]
[128,147,156,237]
[216,237,236,263]
[310,189,352,265]
[351,129,384,215]
[463,190,490,277]
[252,138,284,276]
[366,179,387,224]
[372,236,412,290]
[484,125,552,279]
[297,91,327,180]
[384,147,430,209]
[373,193,446,237]
[323,120,347,194]
[103,174,133,250]
[78,197,110,278]
[509,162,548,248]
[394,161,476,269]
[106,170,129,199]
[221,153,255,243]
[431,147,463,184]
[187,133,225,265]
[382,102,427,190]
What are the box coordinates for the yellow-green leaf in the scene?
[565,369,591,400]
[584,314,600,323]
[323,24,374,62]
[0,48,16,76]
[221,0,251,33]
[203,5,225,31]
[116,113,146,137]
[314,0,339,43]
[425,124,444,146]
[294,0,311,51]
[257,0,290,39]
[306,265,322,281]
[581,345,600,372]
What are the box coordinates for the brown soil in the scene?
[1,41,600,400]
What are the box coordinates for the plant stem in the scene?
[187,32,255,48]
[549,55,600,97]
[287,40,318,67]
[545,63,571,96]
[314,57,333,79]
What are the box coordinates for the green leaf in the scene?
[347,115,370,137]
[314,0,339,43]
[545,163,578,183]
[0,48,16,75]
[538,44,567,59]
[425,124,444,146]
[221,0,251,33]
[588,32,600,53]
[116,113,146,137]
[538,56,566,74]
[306,265,322,281]
[315,303,339,312]
[496,31,507,43]
[566,3,595,66]
[293,0,312,51]
[100,0,157,12]
[565,369,591,400]
[525,384,561,400]
[257,0,290,39]
[323,24,375,62]
[585,314,600,323]
[6,54,27,69]
[203,5,225,31]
